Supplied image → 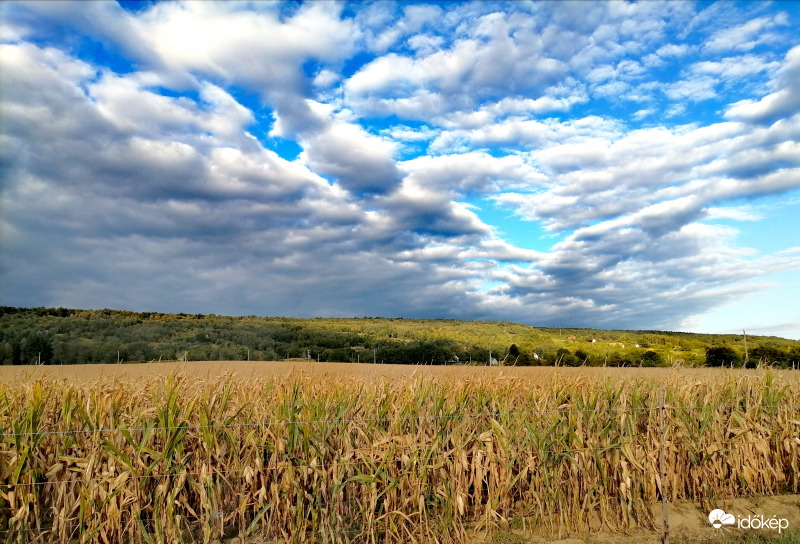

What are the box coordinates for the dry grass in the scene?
[1,364,798,543]
[4,360,800,385]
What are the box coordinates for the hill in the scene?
[1,306,799,367]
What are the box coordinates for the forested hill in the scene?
[1,306,799,368]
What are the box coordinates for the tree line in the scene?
[1,307,798,368]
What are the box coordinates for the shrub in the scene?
[642,350,664,367]
[705,346,741,367]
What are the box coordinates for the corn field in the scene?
[1,369,799,543]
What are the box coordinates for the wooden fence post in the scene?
[658,386,670,544]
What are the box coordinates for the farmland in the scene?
[1,363,799,543]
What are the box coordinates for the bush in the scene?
[642,350,664,367]
[562,354,581,366]
[705,346,741,367]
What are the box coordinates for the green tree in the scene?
[705,346,741,367]
[751,345,786,365]
[642,350,664,367]
[20,332,54,365]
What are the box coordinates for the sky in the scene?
[1,1,799,339]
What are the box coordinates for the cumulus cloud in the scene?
[345,9,570,119]
[725,45,800,125]
[0,36,491,319]
[704,13,788,53]
[2,0,799,335]
[400,152,544,194]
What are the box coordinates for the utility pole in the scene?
[117,351,120,364]
[373,348,376,364]
[489,348,492,365]
[743,330,748,367]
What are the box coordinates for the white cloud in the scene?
[297,111,402,195]
[705,14,788,53]
[656,43,692,57]
[313,69,341,88]
[382,125,439,142]
[706,206,762,221]
[407,33,445,56]
[492,111,800,233]
[725,45,800,125]
[140,2,355,86]
[401,152,544,194]
[632,108,655,120]
[2,0,799,335]
[345,11,569,119]
[664,75,717,102]
[691,55,779,80]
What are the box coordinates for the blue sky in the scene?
[1,1,799,338]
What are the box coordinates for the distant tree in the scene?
[20,332,53,365]
[0,342,13,365]
[705,346,741,367]
[642,350,664,367]
[554,347,580,366]
[751,346,786,365]
[563,354,581,367]
[789,347,800,367]
[532,345,555,365]
[515,352,533,366]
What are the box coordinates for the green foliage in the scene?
[706,346,741,367]
[642,350,664,367]
[1,307,799,368]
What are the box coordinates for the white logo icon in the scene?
[709,509,736,529]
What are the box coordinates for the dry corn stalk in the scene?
[0,370,798,543]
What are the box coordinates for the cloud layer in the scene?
[1,1,799,337]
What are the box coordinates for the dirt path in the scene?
[214,494,800,543]
[476,493,800,543]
